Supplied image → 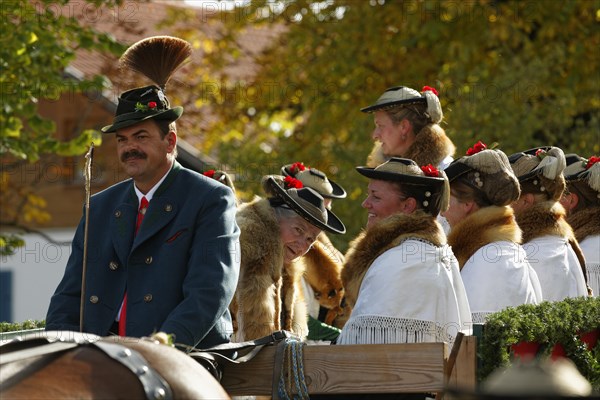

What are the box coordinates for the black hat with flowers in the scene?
[280,162,346,199]
[445,141,520,207]
[356,157,450,215]
[262,175,346,234]
[567,156,600,204]
[563,153,588,181]
[508,146,566,183]
[101,36,191,133]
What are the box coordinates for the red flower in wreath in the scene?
[422,86,438,96]
[148,101,157,109]
[421,164,439,177]
[290,162,306,175]
[466,141,487,156]
[203,170,215,178]
[586,156,600,170]
[284,176,303,189]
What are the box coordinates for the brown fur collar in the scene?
[567,207,600,242]
[515,201,573,243]
[515,201,588,289]
[366,124,456,167]
[236,196,283,277]
[342,211,445,308]
[233,197,287,340]
[447,206,521,269]
[281,259,308,334]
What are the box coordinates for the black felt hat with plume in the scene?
[101,36,192,133]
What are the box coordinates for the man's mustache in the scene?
[121,150,147,162]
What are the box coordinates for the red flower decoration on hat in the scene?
[422,86,438,96]
[466,141,487,156]
[203,170,215,178]
[421,164,439,177]
[284,176,304,189]
[290,162,306,175]
[535,148,547,159]
[148,101,157,109]
[586,156,600,170]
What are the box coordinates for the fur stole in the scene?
[447,206,521,269]
[232,197,285,340]
[515,201,572,243]
[342,211,445,308]
[516,201,588,289]
[366,124,455,167]
[301,234,345,310]
[567,206,600,242]
[298,233,345,325]
[282,259,308,336]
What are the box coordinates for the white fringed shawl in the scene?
[337,241,472,345]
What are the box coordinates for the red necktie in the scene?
[119,196,148,336]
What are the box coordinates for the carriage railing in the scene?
[0,328,45,343]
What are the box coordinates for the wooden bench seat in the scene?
[221,336,477,396]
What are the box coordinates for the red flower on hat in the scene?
[466,141,487,156]
[290,162,306,175]
[421,164,439,177]
[586,156,600,170]
[284,176,303,189]
[148,101,157,109]
[203,170,215,178]
[422,86,438,96]
[535,148,547,159]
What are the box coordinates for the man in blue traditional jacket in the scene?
[46,37,240,350]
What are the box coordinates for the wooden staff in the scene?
[79,143,94,332]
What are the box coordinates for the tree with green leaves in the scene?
[0,0,125,255]
[171,0,599,250]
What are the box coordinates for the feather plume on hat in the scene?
[101,36,192,133]
[119,35,192,90]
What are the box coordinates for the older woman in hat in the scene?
[232,175,345,342]
[561,156,600,296]
[442,141,542,324]
[509,146,589,300]
[361,85,456,235]
[281,162,348,339]
[361,85,455,170]
[337,158,471,345]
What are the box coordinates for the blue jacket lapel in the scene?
[131,162,181,251]
[111,185,137,265]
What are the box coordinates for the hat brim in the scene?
[264,176,346,234]
[508,151,538,182]
[280,165,347,198]
[444,160,474,182]
[356,166,446,188]
[101,107,183,133]
[360,97,426,113]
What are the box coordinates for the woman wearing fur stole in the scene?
[281,162,348,338]
[337,158,471,345]
[561,156,600,296]
[442,142,542,324]
[232,175,345,342]
[361,85,455,170]
[361,85,455,236]
[509,146,590,300]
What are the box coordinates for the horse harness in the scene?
[0,332,172,400]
